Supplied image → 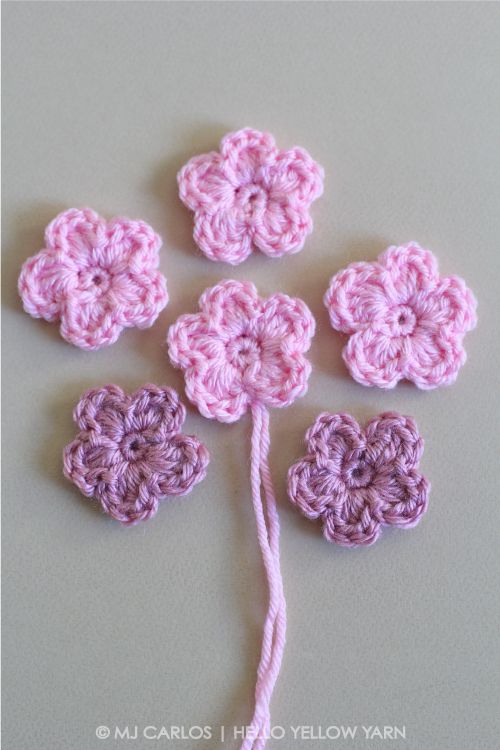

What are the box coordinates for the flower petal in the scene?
[220,128,278,185]
[379,470,429,528]
[95,472,160,525]
[110,269,168,329]
[60,297,124,350]
[365,412,424,472]
[253,196,312,258]
[343,328,404,388]
[379,242,440,305]
[128,385,186,440]
[305,412,364,466]
[322,491,381,547]
[193,206,252,264]
[198,279,260,335]
[426,275,477,335]
[63,437,121,497]
[178,152,234,213]
[153,434,209,497]
[44,207,106,265]
[18,248,72,322]
[267,146,324,206]
[252,344,311,408]
[258,293,315,353]
[324,261,388,334]
[404,329,468,388]
[288,457,348,521]
[73,384,128,435]
[102,218,163,271]
[184,363,248,423]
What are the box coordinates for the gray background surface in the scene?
[2,2,500,749]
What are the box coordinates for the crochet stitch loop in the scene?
[288,412,430,547]
[324,242,477,388]
[63,384,209,524]
[168,279,315,750]
[177,127,324,264]
[18,208,168,350]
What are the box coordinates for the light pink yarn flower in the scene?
[288,412,429,547]
[324,243,477,388]
[177,127,324,264]
[167,279,315,422]
[63,385,209,525]
[18,208,168,350]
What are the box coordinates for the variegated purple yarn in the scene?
[288,411,429,547]
[63,384,209,525]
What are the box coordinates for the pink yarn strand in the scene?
[241,403,286,750]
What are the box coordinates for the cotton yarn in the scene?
[324,242,477,388]
[288,411,429,547]
[178,127,324,264]
[19,208,168,350]
[63,384,209,524]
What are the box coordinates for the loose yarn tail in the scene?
[240,403,287,750]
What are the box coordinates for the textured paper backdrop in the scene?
[2,3,500,749]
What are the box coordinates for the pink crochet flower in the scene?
[63,385,209,525]
[288,412,429,547]
[168,279,315,422]
[18,208,168,350]
[177,127,324,264]
[324,243,477,388]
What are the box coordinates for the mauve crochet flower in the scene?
[324,243,477,388]
[167,279,315,422]
[63,385,209,524]
[178,127,324,264]
[288,412,429,547]
[18,208,168,350]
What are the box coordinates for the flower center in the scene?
[342,454,374,489]
[78,267,111,296]
[226,334,262,370]
[120,432,148,461]
[234,183,267,219]
[389,304,417,336]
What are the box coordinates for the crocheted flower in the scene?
[168,280,315,422]
[324,243,477,388]
[288,412,429,547]
[63,385,209,524]
[178,127,324,264]
[18,208,168,350]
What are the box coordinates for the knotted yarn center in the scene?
[342,451,375,489]
[234,183,268,221]
[120,431,149,461]
[389,304,417,337]
[77,266,112,297]
[226,333,262,371]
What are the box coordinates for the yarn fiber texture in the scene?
[178,127,324,264]
[324,242,477,388]
[18,208,168,350]
[168,279,316,422]
[288,412,429,547]
[63,385,209,525]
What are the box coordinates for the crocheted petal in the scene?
[322,491,381,547]
[152,434,209,497]
[287,458,346,520]
[110,270,168,329]
[305,412,364,464]
[324,262,388,334]
[44,207,106,264]
[252,197,312,258]
[18,249,72,322]
[103,218,162,270]
[404,330,467,389]
[128,385,186,440]
[178,152,234,213]
[220,128,278,185]
[96,473,160,525]
[193,205,252,264]
[184,363,249,423]
[379,469,429,528]
[73,384,128,434]
[168,313,219,370]
[267,147,324,205]
[427,275,478,335]
[63,437,121,497]
[365,412,424,472]
[198,279,261,335]
[259,293,315,352]
[343,329,404,388]
[252,345,311,408]
[60,297,124,350]
[379,243,440,304]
